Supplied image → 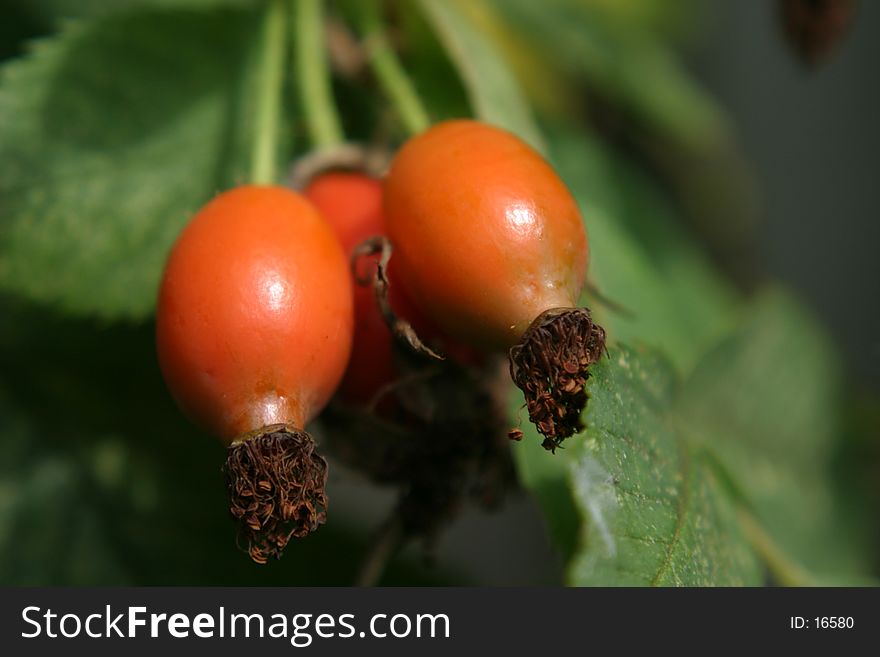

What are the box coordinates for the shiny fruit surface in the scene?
[156,185,353,441]
[385,120,588,350]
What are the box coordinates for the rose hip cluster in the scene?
[155,120,605,563]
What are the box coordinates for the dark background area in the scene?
[695,0,880,388]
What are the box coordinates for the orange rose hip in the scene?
[156,185,354,562]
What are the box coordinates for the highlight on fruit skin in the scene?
[155,185,353,562]
[383,119,607,450]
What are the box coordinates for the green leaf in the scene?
[516,291,873,585]
[576,0,703,43]
[0,7,267,319]
[14,0,257,22]
[512,130,869,581]
[0,395,130,584]
[416,0,545,152]
[679,289,873,579]
[517,345,763,586]
[493,0,724,150]
[513,126,749,581]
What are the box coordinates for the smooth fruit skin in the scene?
[384,120,588,350]
[156,185,353,442]
[304,172,397,405]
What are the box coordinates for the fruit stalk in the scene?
[359,1,430,136]
[295,0,343,148]
[251,0,287,185]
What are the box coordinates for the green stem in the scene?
[737,509,814,587]
[251,0,288,185]
[295,0,344,148]
[360,1,430,136]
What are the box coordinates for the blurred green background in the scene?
[0,0,877,585]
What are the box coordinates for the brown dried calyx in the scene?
[509,307,606,452]
[224,425,328,564]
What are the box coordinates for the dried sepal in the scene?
[224,425,328,564]
[352,236,444,361]
[509,307,606,452]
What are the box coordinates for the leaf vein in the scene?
[649,440,691,586]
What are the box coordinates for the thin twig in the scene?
[352,236,444,360]
[355,515,406,587]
